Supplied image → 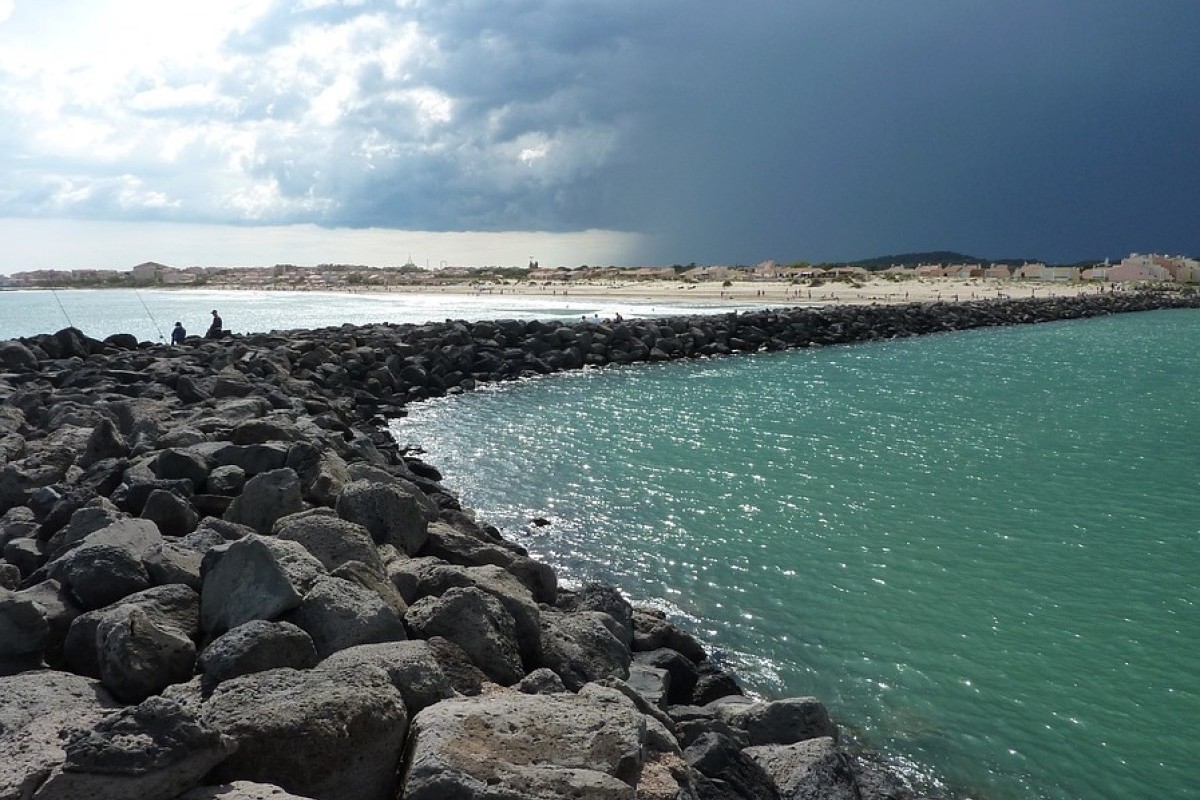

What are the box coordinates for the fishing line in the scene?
[49,288,75,329]
[135,288,165,341]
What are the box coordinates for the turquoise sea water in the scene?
[0,287,751,342]
[391,309,1200,800]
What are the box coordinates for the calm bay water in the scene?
[391,309,1200,800]
[0,287,750,342]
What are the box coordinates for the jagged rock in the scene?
[95,606,197,703]
[153,448,211,489]
[211,443,290,478]
[199,534,325,636]
[272,510,384,575]
[4,536,47,578]
[0,563,20,590]
[692,660,745,706]
[0,339,38,370]
[320,640,453,715]
[744,737,860,800]
[47,541,152,611]
[205,465,246,496]
[402,561,542,667]
[711,697,838,746]
[198,620,319,692]
[420,520,557,603]
[141,488,200,537]
[685,732,781,800]
[328,560,407,615]
[335,480,431,555]
[423,636,488,696]
[635,647,699,706]
[627,661,671,710]
[45,500,124,560]
[404,586,524,686]
[285,443,348,507]
[559,583,635,647]
[400,690,684,799]
[223,468,303,535]
[34,695,234,800]
[285,576,407,659]
[516,666,568,695]
[80,416,130,468]
[144,541,205,589]
[0,591,50,657]
[0,671,121,799]
[64,584,201,679]
[538,609,632,691]
[632,607,707,662]
[201,664,408,800]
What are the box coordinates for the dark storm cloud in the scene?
[1,0,1197,263]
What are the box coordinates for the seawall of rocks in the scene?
[1,290,1196,800]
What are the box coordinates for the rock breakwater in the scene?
[2,290,1196,800]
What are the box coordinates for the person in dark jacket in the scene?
[206,309,223,339]
[170,321,186,344]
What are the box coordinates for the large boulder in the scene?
[223,469,303,535]
[403,586,523,686]
[199,535,325,636]
[95,606,198,703]
[33,695,234,800]
[47,542,152,611]
[63,584,201,680]
[335,480,432,555]
[198,620,319,692]
[685,732,781,800]
[744,737,861,800]
[421,520,556,603]
[538,609,632,691]
[285,576,407,659]
[272,511,384,575]
[712,697,838,747]
[400,690,684,799]
[201,664,408,800]
[0,671,121,799]
[176,782,316,800]
[320,640,453,715]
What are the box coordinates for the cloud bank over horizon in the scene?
[1,0,1198,270]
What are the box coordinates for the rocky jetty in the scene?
[2,290,1197,800]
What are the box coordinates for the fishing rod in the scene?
[135,288,165,341]
[49,287,75,329]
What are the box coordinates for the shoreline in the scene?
[3,291,1198,799]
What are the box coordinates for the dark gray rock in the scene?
[199,535,325,635]
[285,576,407,659]
[538,609,632,691]
[712,697,838,747]
[35,695,234,800]
[45,500,124,560]
[144,541,204,589]
[328,560,407,615]
[0,671,120,799]
[685,732,781,800]
[0,591,49,658]
[141,488,200,537]
[205,465,246,496]
[401,691,683,799]
[198,620,318,691]
[636,647,699,706]
[272,510,384,575]
[745,737,860,800]
[48,541,152,611]
[201,664,408,800]
[320,640,453,715]
[153,448,211,489]
[64,584,201,679]
[515,666,568,695]
[335,480,431,555]
[404,586,523,686]
[632,607,707,662]
[420,520,557,604]
[559,583,634,647]
[222,468,303,535]
[95,606,198,703]
[80,416,130,468]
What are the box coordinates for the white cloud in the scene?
[0,0,13,24]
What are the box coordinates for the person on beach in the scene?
[170,321,186,344]
[206,309,223,339]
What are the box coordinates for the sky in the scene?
[0,0,1197,273]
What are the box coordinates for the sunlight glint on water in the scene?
[392,309,1200,800]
